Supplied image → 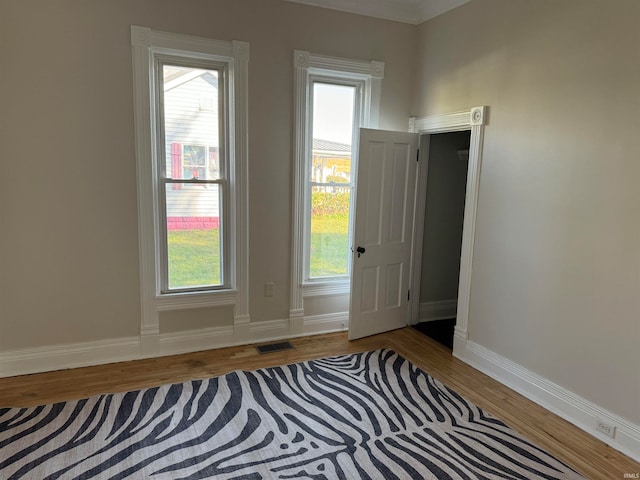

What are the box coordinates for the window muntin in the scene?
[308,81,358,279]
[157,60,228,292]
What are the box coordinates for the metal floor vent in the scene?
[256,341,295,354]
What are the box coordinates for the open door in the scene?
[349,128,419,340]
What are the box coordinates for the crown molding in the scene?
[417,0,472,23]
[281,0,472,25]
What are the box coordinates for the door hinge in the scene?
[407,289,411,301]
[416,149,420,162]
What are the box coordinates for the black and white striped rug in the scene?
[0,349,585,479]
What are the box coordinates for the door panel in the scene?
[389,144,410,243]
[363,142,385,245]
[385,263,402,308]
[349,129,419,340]
[360,266,379,314]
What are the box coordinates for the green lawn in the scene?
[310,213,350,277]
[167,229,221,289]
[167,212,350,287]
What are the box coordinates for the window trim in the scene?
[290,50,384,321]
[131,26,250,337]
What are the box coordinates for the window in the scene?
[132,26,249,333]
[159,62,226,291]
[309,83,355,278]
[290,50,384,318]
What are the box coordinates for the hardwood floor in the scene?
[0,328,637,478]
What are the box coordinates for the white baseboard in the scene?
[418,299,457,322]
[303,312,349,334]
[0,337,141,377]
[0,313,349,379]
[456,339,640,463]
[158,326,235,356]
[249,319,291,343]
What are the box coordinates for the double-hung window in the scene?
[308,82,356,279]
[290,50,383,317]
[159,59,227,291]
[132,26,249,335]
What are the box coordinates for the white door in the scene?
[349,128,419,340]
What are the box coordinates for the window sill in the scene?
[155,289,238,311]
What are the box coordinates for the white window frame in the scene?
[306,78,360,283]
[131,26,250,338]
[290,50,384,321]
[156,57,228,294]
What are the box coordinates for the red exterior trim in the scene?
[167,216,219,230]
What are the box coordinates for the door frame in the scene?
[409,107,487,358]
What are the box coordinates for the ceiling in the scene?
[281,0,472,24]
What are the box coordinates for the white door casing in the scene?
[349,129,419,340]
[409,107,487,357]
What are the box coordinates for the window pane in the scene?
[165,183,222,289]
[309,82,355,279]
[163,65,220,181]
[310,83,355,184]
[311,140,352,184]
[310,185,351,277]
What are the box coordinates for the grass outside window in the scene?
[167,229,221,289]
[167,211,350,287]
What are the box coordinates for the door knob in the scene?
[356,246,366,257]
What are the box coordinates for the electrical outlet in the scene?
[264,282,275,297]
[596,419,616,438]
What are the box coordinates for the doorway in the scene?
[414,131,470,349]
[348,107,486,350]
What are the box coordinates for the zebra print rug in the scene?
[0,349,585,479]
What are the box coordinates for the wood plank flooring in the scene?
[0,328,637,479]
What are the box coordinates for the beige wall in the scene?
[0,0,415,349]
[414,0,640,424]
